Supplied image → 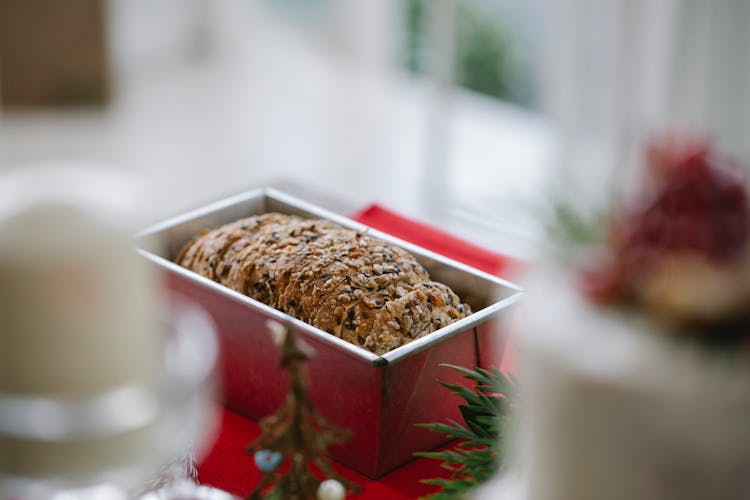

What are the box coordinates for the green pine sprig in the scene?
[416,364,517,499]
[549,202,606,247]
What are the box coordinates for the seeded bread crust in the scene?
[176,213,471,354]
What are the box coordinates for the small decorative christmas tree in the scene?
[247,321,360,500]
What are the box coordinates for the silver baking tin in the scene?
[138,188,521,366]
[136,188,522,477]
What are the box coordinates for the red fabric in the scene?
[198,407,452,499]
[198,204,516,498]
[351,204,517,277]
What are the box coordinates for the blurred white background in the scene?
[2,0,746,260]
[0,0,553,260]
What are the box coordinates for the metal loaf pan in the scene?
[137,188,522,478]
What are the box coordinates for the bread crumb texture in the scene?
[176,213,471,354]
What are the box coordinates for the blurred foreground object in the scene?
[0,0,109,107]
[582,137,750,328]
[0,167,219,499]
[482,3,750,496]
[491,137,750,500]
[0,167,160,401]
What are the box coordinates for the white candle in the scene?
[0,166,162,480]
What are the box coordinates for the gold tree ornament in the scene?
[246,321,361,500]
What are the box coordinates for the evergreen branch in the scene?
[417,365,517,499]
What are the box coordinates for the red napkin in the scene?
[198,204,516,498]
[352,204,516,277]
[198,407,454,499]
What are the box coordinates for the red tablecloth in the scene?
[198,204,517,498]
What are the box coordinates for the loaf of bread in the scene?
[175,213,472,354]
